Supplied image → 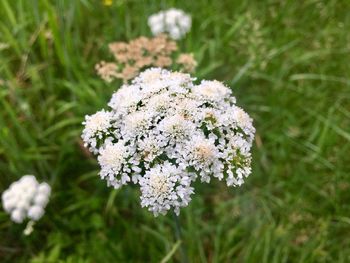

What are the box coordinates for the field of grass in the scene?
[0,0,349,262]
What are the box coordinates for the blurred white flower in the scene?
[1,175,51,224]
[82,68,255,216]
[148,8,192,40]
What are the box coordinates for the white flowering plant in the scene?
[2,175,51,224]
[148,8,191,40]
[82,68,255,216]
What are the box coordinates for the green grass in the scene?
[0,0,350,262]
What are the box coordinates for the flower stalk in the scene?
[172,212,189,263]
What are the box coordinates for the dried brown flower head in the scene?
[96,34,197,83]
[95,61,119,83]
[176,53,197,73]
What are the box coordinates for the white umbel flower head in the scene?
[1,175,51,223]
[82,68,255,216]
[148,8,192,39]
[139,162,194,216]
[82,109,114,153]
[181,134,224,183]
[97,141,136,188]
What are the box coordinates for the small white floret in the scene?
[27,205,44,221]
[37,182,51,196]
[34,193,49,207]
[11,209,25,223]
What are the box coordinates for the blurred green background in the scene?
[0,0,349,262]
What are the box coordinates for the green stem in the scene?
[172,212,189,263]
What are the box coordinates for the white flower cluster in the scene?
[1,175,51,223]
[148,8,191,40]
[82,68,255,216]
